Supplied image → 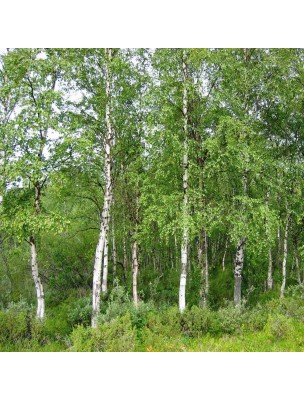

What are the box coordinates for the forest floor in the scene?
[1,286,304,352]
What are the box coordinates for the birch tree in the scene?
[92,48,114,327]
[1,49,64,320]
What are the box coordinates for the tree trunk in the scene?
[222,236,228,271]
[92,48,113,328]
[199,231,209,307]
[29,235,45,321]
[112,219,117,282]
[280,213,291,298]
[266,189,273,290]
[294,249,301,285]
[92,223,106,327]
[179,49,189,313]
[101,231,109,294]
[292,234,301,285]
[0,150,3,206]
[203,231,209,307]
[132,238,139,306]
[267,248,273,290]
[234,237,246,306]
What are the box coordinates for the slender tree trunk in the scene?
[266,188,273,290]
[277,226,282,270]
[101,232,109,294]
[200,231,209,307]
[267,248,273,290]
[204,231,209,306]
[29,235,45,321]
[123,228,128,281]
[92,222,106,327]
[222,236,228,271]
[92,48,113,328]
[292,234,301,285]
[234,237,246,306]
[295,250,301,285]
[131,189,140,306]
[29,184,45,321]
[132,238,139,306]
[112,219,117,282]
[179,49,189,313]
[280,213,291,298]
[174,234,178,271]
[0,150,3,206]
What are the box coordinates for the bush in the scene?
[67,296,92,327]
[0,301,32,343]
[243,306,268,332]
[216,303,245,334]
[140,329,187,352]
[265,314,295,340]
[180,306,213,337]
[159,306,181,336]
[99,284,132,324]
[70,312,136,352]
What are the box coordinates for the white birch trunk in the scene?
[30,236,45,321]
[112,219,117,282]
[199,231,209,307]
[222,236,228,271]
[123,231,127,286]
[101,231,109,294]
[92,224,106,327]
[280,213,291,298]
[203,231,209,307]
[265,189,273,290]
[132,239,139,306]
[92,48,113,328]
[179,49,189,313]
[267,248,273,290]
[0,150,3,206]
[234,237,246,306]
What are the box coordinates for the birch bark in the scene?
[222,236,228,271]
[280,213,291,298]
[266,189,273,290]
[179,49,189,313]
[101,232,109,294]
[132,238,139,306]
[112,219,117,282]
[30,183,46,320]
[30,235,45,320]
[234,237,246,306]
[92,48,113,327]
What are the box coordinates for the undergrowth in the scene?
[1,285,304,352]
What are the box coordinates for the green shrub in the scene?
[67,296,92,327]
[243,306,268,332]
[280,298,304,321]
[0,301,32,343]
[158,306,181,336]
[140,328,187,352]
[180,306,213,337]
[99,284,132,324]
[216,303,244,334]
[265,314,295,340]
[70,312,136,352]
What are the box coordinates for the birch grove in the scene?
[1,48,304,333]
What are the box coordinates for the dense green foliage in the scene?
[1,48,304,351]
